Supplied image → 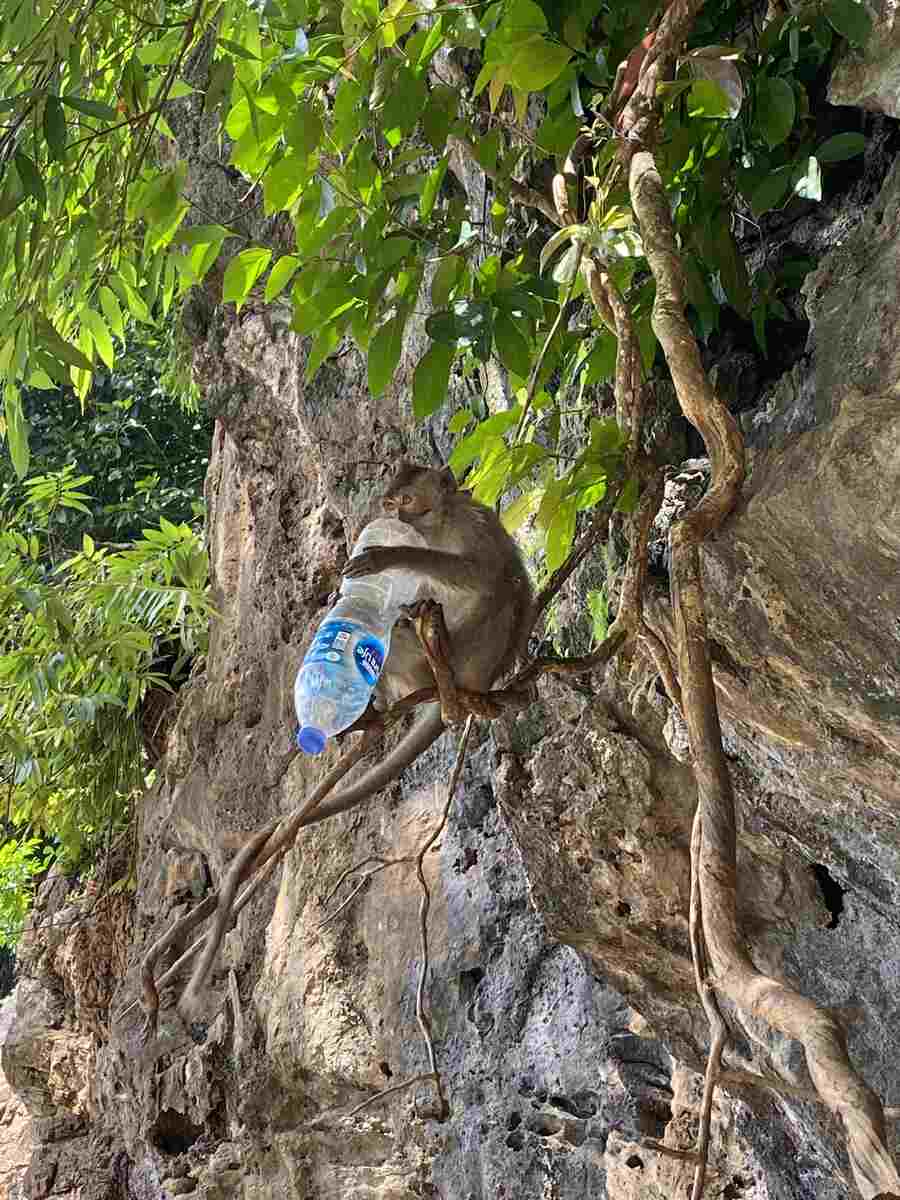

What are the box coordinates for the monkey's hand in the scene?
[342,546,407,578]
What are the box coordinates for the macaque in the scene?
[306,460,533,822]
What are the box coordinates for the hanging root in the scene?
[629,138,900,1198]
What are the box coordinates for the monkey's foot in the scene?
[402,598,466,723]
[401,600,536,724]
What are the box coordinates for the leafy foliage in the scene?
[0,0,873,894]
[0,837,54,949]
[0,0,869,574]
[1,337,211,546]
[0,472,210,884]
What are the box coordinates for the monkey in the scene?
[302,460,534,823]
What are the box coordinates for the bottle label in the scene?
[354,635,385,686]
[304,621,385,686]
[305,620,356,667]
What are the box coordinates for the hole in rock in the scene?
[626,1154,644,1169]
[459,966,484,1007]
[150,1109,203,1155]
[811,862,846,929]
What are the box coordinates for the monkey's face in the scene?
[382,464,456,528]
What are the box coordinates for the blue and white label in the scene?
[302,620,385,687]
[354,635,385,686]
[305,620,356,665]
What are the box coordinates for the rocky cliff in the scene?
[3,25,900,1200]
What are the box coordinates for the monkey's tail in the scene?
[302,705,445,827]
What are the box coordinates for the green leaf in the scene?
[816,132,866,162]
[448,409,473,434]
[413,342,454,421]
[222,247,272,309]
[98,286,125,340]
[204,58,235,116]
[687,79,733,119]
[381,67,427,138]
[263,154,310,214]
[264,254,301,302]
[420,157,448,220]
[368,314,406,397]
[431,256,462,309]
[284,102,323,158]
[81,308,114,369]
[217,36,261,61]
[422,85,458,150]
[4,387,29,479]
[501,488,540,533]
[493,312,531,378]
[539,223,584,274]
[755,76,795,148]
[34,316,93,371]
[825,0,873,45]
[426,300,493,360]
[0,167,25,222]
[714,220,751,317]
[545,494,577,571]
[42,96,67,160]
[304,322,341,382]
[588,418,625,456]
[448,407,521,475]
[109,276,150,323]
[508,37,572,93]
[177,223,231,246]
[60,94,118,121]
[583,337,617,385]
[13,153,45,208]
[749,166,791,216]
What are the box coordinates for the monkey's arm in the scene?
[343,546,491,591]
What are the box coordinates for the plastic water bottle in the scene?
[294,517,426,754]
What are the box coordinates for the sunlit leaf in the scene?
[4,386,29,479]
[222,247,272,310]
[81,308,114,369]
[264,255,301,302]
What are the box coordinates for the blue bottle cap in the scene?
[296,726,327,755]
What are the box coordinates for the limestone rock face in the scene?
[4,74,900,1200]
[0,998,31,1200]
[829,0,900,116]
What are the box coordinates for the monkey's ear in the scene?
[438,466,457,492]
